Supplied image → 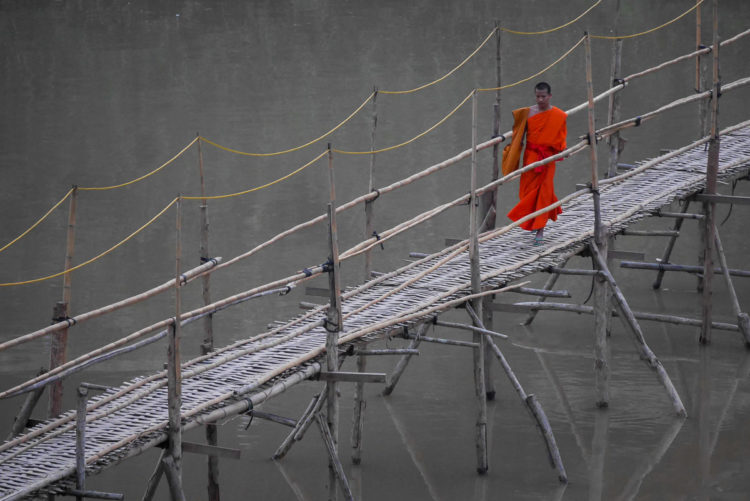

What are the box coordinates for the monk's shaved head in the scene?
[535,82,551,94]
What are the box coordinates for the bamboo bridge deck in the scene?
[2,125,750,500]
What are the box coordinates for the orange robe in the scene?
[507,106,567,231]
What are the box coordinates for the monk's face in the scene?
[535,89,551,111]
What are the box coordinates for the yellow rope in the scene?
[0,198,179,287]
[199,93,375,158]
[183,150,328,200]
[501,0,602,35]
[478,36,585,92]
[380,28,497,95]
[592,0,704,40]
[0,188,74,255]
[333,90,474,155]
[78,138,199,191]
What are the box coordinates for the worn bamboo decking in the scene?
[1,125,750,500]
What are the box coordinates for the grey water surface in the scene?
[1,1,750,499]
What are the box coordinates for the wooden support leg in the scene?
[589,243,687,417]
[713,231,750,347]
[653,201,691,289]
[205,423,220,501]
[274,390,327,460]
[8,368,46,440]
[315,414,354,501]
[383,324,427,396]
[482,296,496,400]
[351,350,366,465]
[523,261,565,326]
[593,239,610,408]
[162,455,187,501]
[142,449,167,501]
[467,304,567,483]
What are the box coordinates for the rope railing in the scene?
[500,0,601,36]
[0,187,74,255]
[591,0,704,40]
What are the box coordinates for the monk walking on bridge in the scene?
[504,82,567,245]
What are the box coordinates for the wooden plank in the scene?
[694,194,750,205]
[182,441,241,460]
[317,371,386,384]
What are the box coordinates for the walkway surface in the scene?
[2,125,750,500]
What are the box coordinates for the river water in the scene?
[1,1,750,499]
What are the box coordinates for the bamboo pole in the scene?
[350,343,366,465]
[593,236,610,408]
[606,1,623,178]
[383,324,427,396]
[700,0,721,345]
[75,386,87,501]
[325,143,343,501]
[49,185,77,418]
[142,449,167,501]
[468,303,567,482]
[653,201,692,289]
[523,260,566,325]
[713,231,750,346]
[469,90,488,474]
[8,368,46,439]
[273,392,323,460]
[196,134,220,501]
[166,197,183,496]
[315,414,354,501]
[364,87,378,282]
[584,32,603,246]
[589,243,686,417]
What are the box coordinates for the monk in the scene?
[505,82,567,245]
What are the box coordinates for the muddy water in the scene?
[1,1,750,499]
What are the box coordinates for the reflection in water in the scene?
[588,408,609,501]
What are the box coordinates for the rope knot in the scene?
[372,230,385,250]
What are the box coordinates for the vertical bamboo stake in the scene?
[696,3,711,138]
[196,135,220,501]
[606,43,623,178]
[350,345,366,465]
[363,88,378,282]
[49,186,77,417]
[167,196,184,497]
[469,90,489,474]
[700,0,720,345]
[352,88,377,465]
[75,385,87,501]
[480,22,502,400]
[584,33,603,246]
[326,144,343,501]
[593,238,610,408]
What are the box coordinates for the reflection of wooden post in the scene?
[167,197,184,499]
[700,0,720,345]
[469,91,488,474]
[326,144,343,501]
[196,136,220,501]
[49,186,78,417]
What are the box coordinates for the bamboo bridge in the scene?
[2,4,750,500]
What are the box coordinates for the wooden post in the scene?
[352,87,377,466]
[363,87,378,283]
[142,449,167,501]
[593,237,610,408]
[607,40,624,178]
[166,196,184,499]
[75,386,87,501]
[315,414,354,501]
[8,367,46,439]
[522,262,565,326]
[196,135,220,501]
[325,144,343,501]
[49,186,77,418]
[470,90,489,474]
[700,0,720,345]
[383,324,427,396]
[584,33,603,246]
